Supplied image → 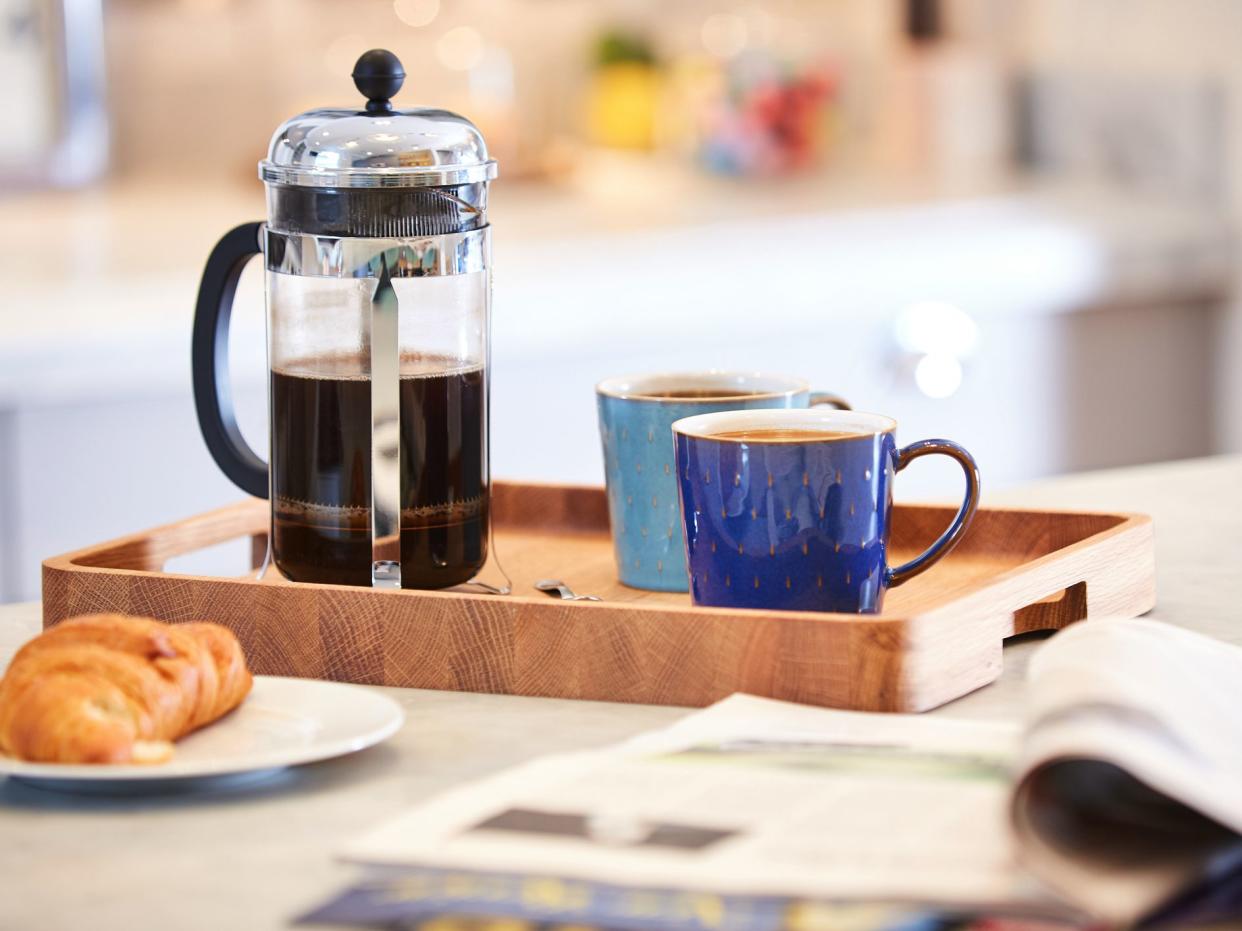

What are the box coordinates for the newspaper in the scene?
[346,697,1068,918]
[1011,618,1242,926]
[343,618,1242,927]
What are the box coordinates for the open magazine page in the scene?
[1011,619,1242,927]
[298,864,1090,931]
[346,695,1076,920]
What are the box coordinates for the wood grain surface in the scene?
[41,481,1156,712]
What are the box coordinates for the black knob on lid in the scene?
[353,49,405,113]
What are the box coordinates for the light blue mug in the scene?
[596,372,849,591]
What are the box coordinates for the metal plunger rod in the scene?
[370,255,402,589]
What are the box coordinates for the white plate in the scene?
[0,676,404,789]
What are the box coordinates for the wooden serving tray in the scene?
[42,483,1155,713]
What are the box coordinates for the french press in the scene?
[192,49,496,591]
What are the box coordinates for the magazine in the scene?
[332,619,1242,929]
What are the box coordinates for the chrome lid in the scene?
[259,49,497,189]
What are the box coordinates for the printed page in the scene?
[1012,618,1242,926]
[346,695,1070,918]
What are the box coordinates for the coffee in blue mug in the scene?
[672,408,980,613]
[597,373,849,591]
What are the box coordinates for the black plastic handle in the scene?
[192,221,269,499]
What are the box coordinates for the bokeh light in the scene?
[394,0,439,28]
[437,26,485,71]
[914,353,964,399]
[700,14,749,58]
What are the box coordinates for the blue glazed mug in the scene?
[672,408,980,613]
[597,373,849,591]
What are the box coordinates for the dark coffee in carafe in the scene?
[270,354,487,589]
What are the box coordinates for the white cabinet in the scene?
[490,298,1217,494]
[0,385,269,602]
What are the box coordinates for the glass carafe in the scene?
[191,50,496,590]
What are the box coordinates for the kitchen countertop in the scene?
[0,171,1232,407]
[1,454,1239,930]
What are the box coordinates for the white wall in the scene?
[1014,0,1242,449]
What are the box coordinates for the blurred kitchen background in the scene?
[0,0,1239,601]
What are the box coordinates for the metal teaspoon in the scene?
[534,579,602,602]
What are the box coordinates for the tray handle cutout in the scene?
[65,501,269,574]
[1011,581,1087,636]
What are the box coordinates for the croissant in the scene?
[0,614,252,764]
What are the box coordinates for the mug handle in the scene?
[809,392,851,410]
[191,221,269,499]
[885,439,981,587]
